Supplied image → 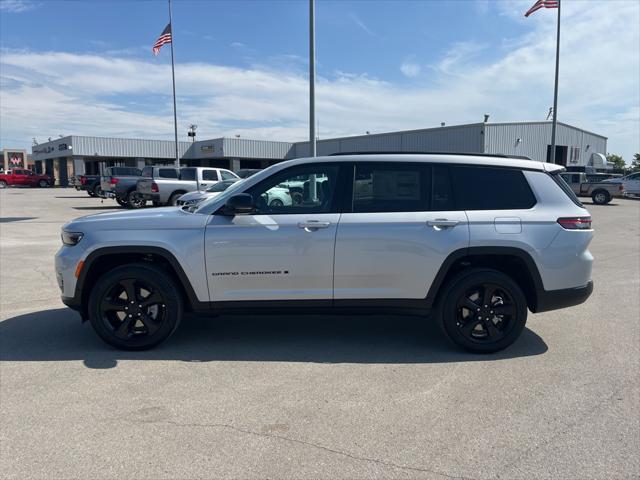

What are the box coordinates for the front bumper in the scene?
[534,281,593,313]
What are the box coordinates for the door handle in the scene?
[427,219,459,228]
[298,221,331,230]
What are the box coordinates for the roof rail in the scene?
[328,151,532,161]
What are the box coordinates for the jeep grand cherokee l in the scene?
[55,154,593,353]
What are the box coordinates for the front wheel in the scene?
[592,190,610,205]
[0,180,7,189]
[38,179,49,188]
[88,264,183,350]
[437,269,528,353]
[269,198,284,207]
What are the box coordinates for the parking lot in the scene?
[1,188,638,479]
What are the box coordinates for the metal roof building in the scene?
[30,121,607,185]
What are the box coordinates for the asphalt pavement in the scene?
[1,188,638,479]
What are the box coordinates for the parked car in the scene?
[236,168,262,179]
[176,179,241,207]
[559,172,624,204]
[0,168,53,188]
[99,167,144,208]
[177,179,292,209]
[137,167,239,206]
[622,172,640,198]
[75,175,102,197]
[57,153,593,353]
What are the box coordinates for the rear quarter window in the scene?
[451,166,537,210]
[550,171,583,207]
[158,168,178,179]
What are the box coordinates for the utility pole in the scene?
[309,0,317,201]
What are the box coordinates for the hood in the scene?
[63,206,207,232]
[178,191,208,202]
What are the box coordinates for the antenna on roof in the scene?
[483,114,490,123]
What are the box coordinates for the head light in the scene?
[61,231,84,246]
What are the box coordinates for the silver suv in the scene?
[55,154,593,353]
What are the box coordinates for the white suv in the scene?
[55,154,593,353]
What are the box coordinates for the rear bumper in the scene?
[140,193,160,202]
[534,281,593,313]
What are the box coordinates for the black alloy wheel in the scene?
[89,264,182,350]
[455,283,516,343]
[438,269,527,353]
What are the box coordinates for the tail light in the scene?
[619,184,624,191]
[110,177,119,185]
[80,176,87,185]
[151,182,159,193]
[557,217,592,230]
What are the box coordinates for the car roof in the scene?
[279,153,559,172]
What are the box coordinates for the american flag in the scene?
[153,23,172,55]
[524,0,559,17]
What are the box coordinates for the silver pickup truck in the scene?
[559,172,624,205]
[137,166,239,206]
[136,167,238,206]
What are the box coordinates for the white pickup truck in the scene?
[137,166,239,206]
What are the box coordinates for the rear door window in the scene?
[141,167,152,177]
[352,163,430,213]
[450,166,537,210]
[180,168,196,181]
[220,170,237,180]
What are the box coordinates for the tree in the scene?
[607,153,626,172]
[631,153,640,172]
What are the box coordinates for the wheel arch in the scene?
[76,246,208,319]
[425,247,545,313]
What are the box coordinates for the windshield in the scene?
[206,179,238,192]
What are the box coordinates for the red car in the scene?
[0,168,54,188]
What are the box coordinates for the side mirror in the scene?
[224,193,255,215]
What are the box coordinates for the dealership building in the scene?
[29,121,608,186]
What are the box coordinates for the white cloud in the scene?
[400,61,421,78]
[0,1,638,160]
[0,0,37,13]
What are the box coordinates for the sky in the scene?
[0,0,638,162]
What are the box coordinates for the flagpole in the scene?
[168,0,180,168]
[550,0,561,164]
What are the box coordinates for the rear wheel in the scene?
[87,190,96,197]
[591,190,610,205]
[269,198,284,207]
[126,190,146,209]
[92,184,102,197]
[88,264,183,350]
[115,197,127,207]
[437,269,527,353]
[0,180,7,189]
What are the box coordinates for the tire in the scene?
[38,179,49,188]
[0,180,7,189]
[88,263,183,350]
[591,190,610,205]
[93,184,102,197]
[126,190,146,209]
[269,198,284,207]
[87,190,96,197]
[169,192,185,206]
[115,197,127,207]
[436,269,528,353]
